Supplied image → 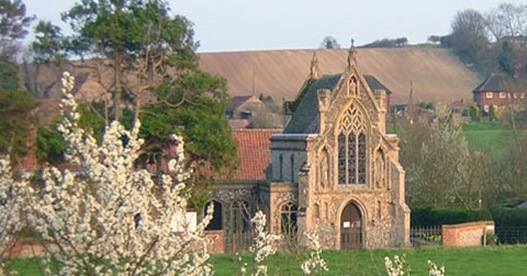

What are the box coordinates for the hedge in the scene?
[411,207,493,227]
[489,207,527,227]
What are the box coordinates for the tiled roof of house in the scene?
[229,129,281,181]
[227,95,255,111]
[228,119,251,129]
[473,73,527,93]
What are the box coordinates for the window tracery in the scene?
[280,202,298,239]
[338,104,367,185]
[231,200,250,233]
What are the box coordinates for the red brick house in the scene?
[472,73,527,114]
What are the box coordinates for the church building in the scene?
[208,45,410,250]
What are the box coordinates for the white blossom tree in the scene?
[0,155,28,274]
[25,72,213,275]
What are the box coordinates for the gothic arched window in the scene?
[319,148,330,188]
[338,104,367,185]
[281,202,298,239]
[231,200,250,233]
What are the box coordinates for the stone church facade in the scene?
[208,47,410,250]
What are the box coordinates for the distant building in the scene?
[225,95,265,120]
[472,73,527,114]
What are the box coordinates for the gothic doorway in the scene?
[340,202,363,249]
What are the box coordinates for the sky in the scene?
[23,0,524,53]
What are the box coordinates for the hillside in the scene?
[22,48,481,107]
[199,47,481,105]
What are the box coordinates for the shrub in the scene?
[411,207,492,227]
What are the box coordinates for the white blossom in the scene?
[0,156,30,275]
[384,254,408,276]
[428,260,445,276]
[300,231,328,275]
[249,210,280,276]
[24,72,214,275]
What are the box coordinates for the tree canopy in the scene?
[0,0,37,166]
[33,0,238,175]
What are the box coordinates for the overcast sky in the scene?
[23,0,523,53]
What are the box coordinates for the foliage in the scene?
[0,84,37,166]
[490,206,527,227]
[401,105,472,208]
[361,37,408,48]
[488,104,497,120]
[32,0,238,175]
[0,156,28,274]
[411,207,492,227]
[300,231,328,275]
[246,210,281,276]
[384,254,409,276]
[427,260,445,276]
[320,36,340,49]
[0,0,37,166]
[24,73,214,275]
[58,0,199,120]
[469,102,480,121]
[0,0,33,58]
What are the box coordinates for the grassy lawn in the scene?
[6,245,527,275]
[463,121,514,158]
[211,245,527,275]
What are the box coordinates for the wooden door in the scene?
[340,203,362,249]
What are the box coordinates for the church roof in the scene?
[283,73,390,134]
[284,74,341,134]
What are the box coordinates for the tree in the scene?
[26,73,214,275]
[0,0,33,59]
[0,0,37,166]
[0,156,27,274]
[320,36,340,49]
[469,102,480,121]
[450,9,489,68]
[497,40,517,75]
[23,20,65,98]
[401,105,471,208]
[488,104,497,120]
[33,0,238,175]
[486,3,527,41]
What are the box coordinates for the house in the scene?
[206,46,410,250]
[225,95,266,119]
[472,73,527,114]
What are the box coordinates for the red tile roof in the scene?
[229,129,281,181]
[228,119,251,129]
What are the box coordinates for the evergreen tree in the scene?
[34,0,238,174]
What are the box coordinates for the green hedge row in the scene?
[411,207,493,227]
[490,207,527,227]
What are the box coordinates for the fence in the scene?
[224,232,253,253]
[495,226,527,244]
[410,226,442,247]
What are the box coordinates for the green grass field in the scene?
[8,245,527,275]
[462,121,514,158]
[211,245,527,275]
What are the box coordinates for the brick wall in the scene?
[205,230,225,254]
[442,221,495,247]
